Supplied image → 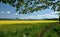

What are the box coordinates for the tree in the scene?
[0,0,60,20]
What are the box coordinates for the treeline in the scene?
[0,18,59,21]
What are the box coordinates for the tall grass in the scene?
[0,22,60,37]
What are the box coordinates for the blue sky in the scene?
[0,2,59,19]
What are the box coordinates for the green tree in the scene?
[0,0,60,20]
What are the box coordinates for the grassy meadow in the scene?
[0,20,60,37]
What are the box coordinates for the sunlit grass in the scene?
[0,20,59,25]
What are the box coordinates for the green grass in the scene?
[0,22,60,37]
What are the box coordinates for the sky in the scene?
[0,2,59,19]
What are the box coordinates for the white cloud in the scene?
[54,11,60,14]
[6,11,11,14]
[1,12,4,13]
[19,12,59,19]
[30,14,58,19]
[38,13,59,19]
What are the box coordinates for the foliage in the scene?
[0,0,60,14]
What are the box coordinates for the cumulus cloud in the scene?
[54,11,60,14]
[37,13,59,19]
[18,12,59,19]
[27,13,58,19]
[1,12,4,13]
[6,11,11,14]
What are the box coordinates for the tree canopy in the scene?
[0,0,60,14]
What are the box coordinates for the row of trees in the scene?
[0,0,60,20]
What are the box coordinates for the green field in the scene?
[0,20,60,37]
